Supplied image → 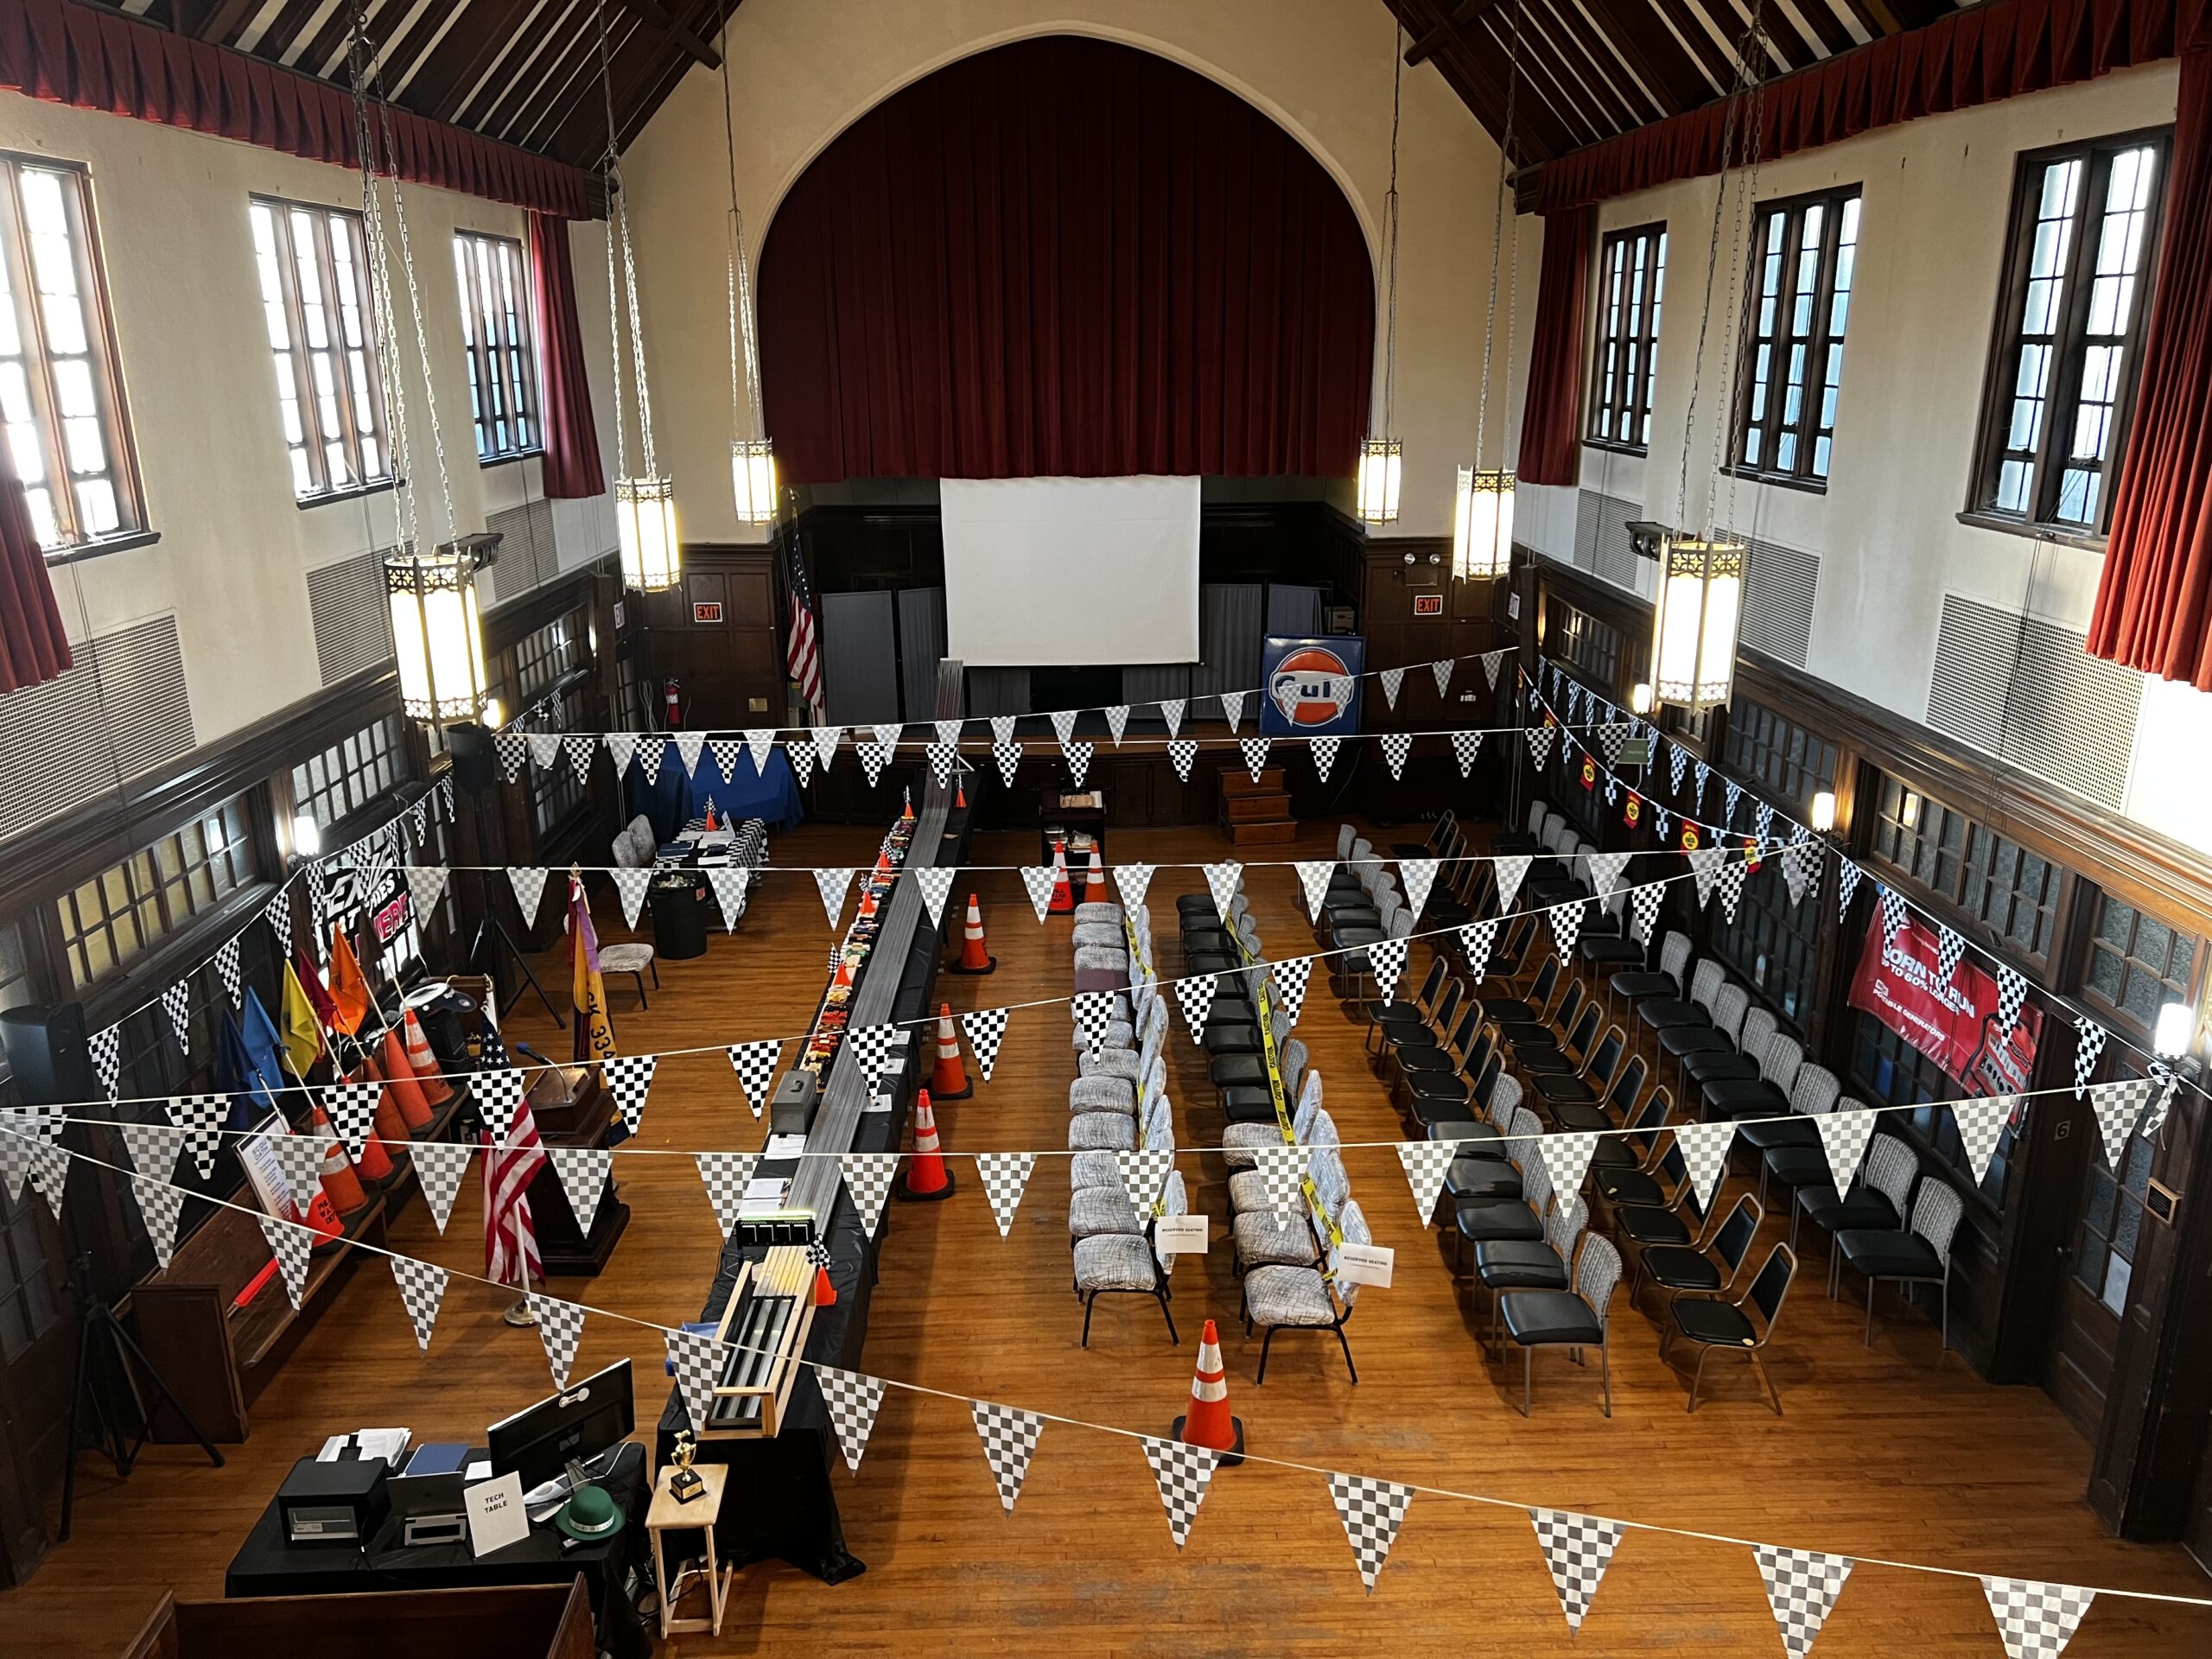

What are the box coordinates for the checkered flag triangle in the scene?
[1526,724,1556,769]
[666,1327,726,1436]
[2091,1077,2155,1169]
[1482,648,1508,689]
[26,1142,66,1224]
[1104,704,1130,746]
[1756,1546,1853,1656]
[702,738,739,784]
[547,1147,611,1231]
[1721,779,1743,826]
[2073,1017,2107,1096]
[1780,832,1819,907]
[1399,858,1438,925]
[1204,861,1243,922]
[993,739,1023,786]
[961,1007,1010,1083]
[602,1054,657,1135]
[1219,690,1246,734]
[1252,1141,1306,1225]
[1381,732,1413,780]
[1273,956,1315,1027]
[1834,859,1864,924]
[1437,733,1480,782]
[1064,740,1094,790]
[257,1215,313,1310]
[726,1039,782,1119]
[212,936,244,1009]
[565,734,598,785]
[1164,737,1197,781]
[90,1021,121,1103]
[843,1022,899,1084]
[1396,1140,1455,1224]
[729,726,770,779]
[320,1082,378,1160]
[1630,879,1665,946]
[785,736,816,785]
[1714,853,1751,922]
[841,1152,899,1240]
[1071,991,1118,1058]
[1995,963,2028,1035]
[1173,973,1216,1044]
[1954,1096,2013,1188]
[1295,861,1334,923]
[856,741,891,786]
[161,982,194,1058]
[1754,800,1777,843]
[1936,923,1967,985]
[264,885,296,960]
[1688,846,1726,908]
[1587,849,1631,901]
[1597,722,1631,767]
[1330,1471,1414,1594]
[2145,1061,2181,1136]
[405,865,450,931]
[811,726,843,774]
[1676,1120,1736,1212]
[815,868,854,929]
[1548,900,1586,957]
[608,866,652,930]
[495,730,529,780]
[1662,739,1687,792]
[604,732,638,779]
[1538,1132,1599,1203]
[522,734,558,776]
[1380,667,1405,709]
[913,865,957,927]
[636,737,668,785]
[1020,864,1057,923]
[1692,760,1712,809]
[165,1093,224,1179]
[708,867,748,932]
[1050,709,1078,749]
[696,1152,760,1240]
[134,1176,187,1271]
[1369,935,1409,1006]
[1495,854,1531,911]
[1530,1508,1624,1633]
[818,1366,887,1472]
[1111,861,1154,913]
[385,1256,448,1353]
[118,1119,181,1185]
[1239,736,1270,781]
[1116,1147,1174,1216]
[672,728,712,777]
[521,1293,585,1388]
[411,1141,473,1234]
[1156,697,1185,738]
[1459,917,1499,982]
[1878,885,1907,942]
[1310,734,1340,781]
[971,1401,1044,1512]
[1815,1109,1878,1198]
[975,1151,1035,1238]
[507,867,550,930]
[1141,1436,1220,1549]
[1428,657,1453,700]
[270,1131,331,1212]
[0,1125,37,1207]
[1981,1577,2095,1659]
[476,1066,527,1143]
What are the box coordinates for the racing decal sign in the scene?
[1259,636,1363,736]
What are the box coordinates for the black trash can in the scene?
[649,869,711,960]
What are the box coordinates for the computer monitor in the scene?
[486,1358,635,1490]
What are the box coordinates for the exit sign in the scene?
[1412,593,1444,616]
[692,601,723,624]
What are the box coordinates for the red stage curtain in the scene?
[756,36,1373,484]
[1518,209,1591,488]
[528,213,607,499]
[0,0,591,219]
[1538,0,2212,213]
[0,474,71,696]
[2089,48,2212,684]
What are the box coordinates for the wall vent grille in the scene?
[305,550,396,686]
[1742,538,1819,668]
[0,616,194,839]
[486,500,556,604]
[1573,490,1642,589]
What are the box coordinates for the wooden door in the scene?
[0,1185,74,1584]
[2043,1090,2158,1438]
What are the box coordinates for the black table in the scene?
[225,1440,652,1658]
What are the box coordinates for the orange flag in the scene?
[328,925,371,1037]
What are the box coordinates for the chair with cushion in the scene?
[1453,1114,1553,1257]
[1074,899,1125,928]
[1395,1008,1485,1120]
[1610,929,1693,1015]
[1072,944,1128,976]
[1592,1111,1681,1209]
[1243,1198,1370,1383]
[1075,1171,1185,1346]
[1071,920,1125,950]
[1224,1036,1308,1127]
[1226,1070,1320,1169]
[1663,1243,1796,1413]
[1504,988,1596,1077]
[1682,1005,1778,1092]
[1740,1064,1842,1158]
[1497,1233,1623,1416]
[597,942,658,1007]
[1580,885,1649,974]
[1232,1147,1346,1274]
[1529,1023,1629,1118]
[1703,1030,1805,1122]
[1328,901,1406,1001]
[1637,1192,1762,1304]
[1636,957,1726,1045]
[1795,1133,1918,1255]
[1607,1144,1710,1252]
[1067,1107,1136,1153]
[1475,1198,1588,1351]
[1068,1071,1137,1117]
[1592,1090,1671,1173]
[1367,957,1452,1056]
[1067,1179,1141,1243]
[1389,810,1455,863]
[1411,1036,1498,1134]
[1557,1050,1648,1136]
[1659,982,1748,1070]
[1837,1179,1964,1349]
[1480,952,1560,1024]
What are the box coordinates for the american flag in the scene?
[784,530,823,721]
[484,1095,547,1287]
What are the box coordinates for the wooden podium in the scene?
[1219,765,1295,845]
[521,1062,631,1274]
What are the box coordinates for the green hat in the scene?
[554,1482,625,1543]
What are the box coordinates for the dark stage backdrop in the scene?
[757,35,1375,485]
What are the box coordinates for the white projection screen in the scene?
[940,475,1200,665]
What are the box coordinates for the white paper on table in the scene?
[763,1134,808,1160]
[464,1471,531,1558]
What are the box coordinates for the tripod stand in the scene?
[469,906,563,1027]
[57,1252,223,1542]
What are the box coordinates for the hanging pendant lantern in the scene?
[1357,436,1403,524]
[386,543,488,725]
[1452,466,1516,579]
[1452,0,1522,580]
[616,474,681,591]
[1357,28,1407,528]
[731,437,777,525]
[1649,536,1745,714]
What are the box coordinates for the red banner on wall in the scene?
[1847,912,2042,1095]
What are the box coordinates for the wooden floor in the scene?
[6,817,2209,1656]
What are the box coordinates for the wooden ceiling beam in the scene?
[1579,0,1705,117]
[176,0,262,42]
[416,0,542,124]
[1407,0,1502,67]
[1516,0,1661,133]
[613,0,719,68]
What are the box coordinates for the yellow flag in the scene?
[280,960,325,1080]
[569,876,617,1067]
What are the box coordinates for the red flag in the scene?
[293,944,340,1030]
[484,1098,547,1287]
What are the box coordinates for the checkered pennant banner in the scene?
[405,864,451,931]
[1166,737,1198,781]
[1980,1577,2095,1659]
[1379,666,1405,709]
[1239,736,1270,782]
[1219,690,1246,733]
[728,1040,781,1117]
[1252,1142,1306,1226]
[603,732,638,779]
[319,1082,379,1160]
[702,738,740,784]
[507,866,550,931]
[1548,900,1586,957]
[636,737,670,786]
[167,1093,226,1179]
[1878,885,1907,942]
[841,1152,900,1240]
[1935,923,1967,985]
[971,1401,1044,1512]
[1482,648,1509,689]
[1667,740,1690,792]
[1395,1140,1455,1224]
[134,1175,187,1272]
[706,867,748,933]
[305,861,329,952]
[118,1118,182,1185]
[674,730,709,778]
[1115,1147,1175,1216]
[211,936,244,1009]
[1754,801,1776,843]
[1815,1109,1878,1198]
[1459,917,1499,982]
[1756,1546,1853,1656]
[1272,955,1314,1027]
[2144,1061,2182,1137]
[1447,728,1484,778]
[1020,863,1058,923]
[1309,734,1341,782]
[696,1152,760,1240]
[926,740,957,785]
[257,1215,314,1310]
[547,1146,611,1231]
[818,1366,887,1473]
[843,1022,900,1085]
[1204,861,1243,922]
[1651,806,1672,841]
[666,1327,726,1436]
[1398,858,1438,925]
[0,1126,39,1207]
[2073,1017,2107,1096]
[379,1255,446,1353]
[1995,963,2028,1035]
[1071,991,1118,1058]
[1112,861,1154,912]
[1691,760,1712,810]
[561,734,596,786]
[495,730,530,780]
[1369,934,1409,1007]
[2091,1077,2156,1170]
[475,1067,527,1143]
[1295,860,1334,923]
[88,1021,121,1104]
[270,1131,332,1212]
[912,865,958,928]
[785,735,816,785]
[522,733,558,776]
[1714,853,1751,923]
[411,1141,473,1234]
[1050,709,1078,751]
[1676,1119,1736,1212]
[724,726,767,780]
[1537,1132,1599,1205]
[160,982,194,1058]
[1822,860,1859,928]
[1173,972,1216,1044]
[1595,721,1630,767]
[1330,1471,1414,1594]
[25,1142,65,1224]
[1630,879,1666,947]
[1721,779,1743,826]
[1064,740,1095,790]
[1381,731,1413,781]
[1141,1436,1220,1550]
[1530,1508,1624,1633]
[1586,849,1632,902]
[1688,846,1726,908]
[1941,1096,2012,1192]
[1424,657,1452,700]
[855,741,892,787]
[1157,696,1186,738]
[1495,853,1531,911]
[600,1053,656,1136]
[993,739,1023,786]
[1525,723,1556,769]
[975,1151,1036,1238]
[1104,703,1130,746]
[1781,832,1822,909]
[960,1007,1010,1083]
[607,866,652,930]
[811,726,843,774]
[523,1292,586,1389]
[815,867,855,929]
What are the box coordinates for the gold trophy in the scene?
[668,1429,706,1503]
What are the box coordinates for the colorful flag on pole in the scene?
[569,874,618,1067]
[278,962,327,1083]
[327,925,371,1038]
[484,1095,547,1288]
[784,531,824,721]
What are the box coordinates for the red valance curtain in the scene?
[0,474,71,695]
[0,0,591,219]
[1518,209,1592,488]
[1539,0,2212,213]
[756,36,1374,484]
[528,213,606,499]
[2088,48,2212,684]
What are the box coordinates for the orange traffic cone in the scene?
[956,778,968,810]
[833,957,855,991]
[814,1261,838,1306]
[369,1065,416,1148]
[1047,836,1075,915]
[1173,1319,1245,1464]
[894,1088,955,1201]
[948,894,996,975]
[354,1124,397,1185]
[857,887,879,919]
[309,1104,368,1216]
[378,1032,435,1131]
[900,788,915,823]
[401,1008,454,1105]
[928,1003,971,1099]
[1082,846,1107,906]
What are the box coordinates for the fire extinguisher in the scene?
[664,677,683,730]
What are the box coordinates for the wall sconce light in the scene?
[1630,682,1653,716]
[2154,1000,2195,1060]
[1811,790,1838,833]
[291,813,322,859]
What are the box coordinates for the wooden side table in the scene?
[647,1461,733,1638]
